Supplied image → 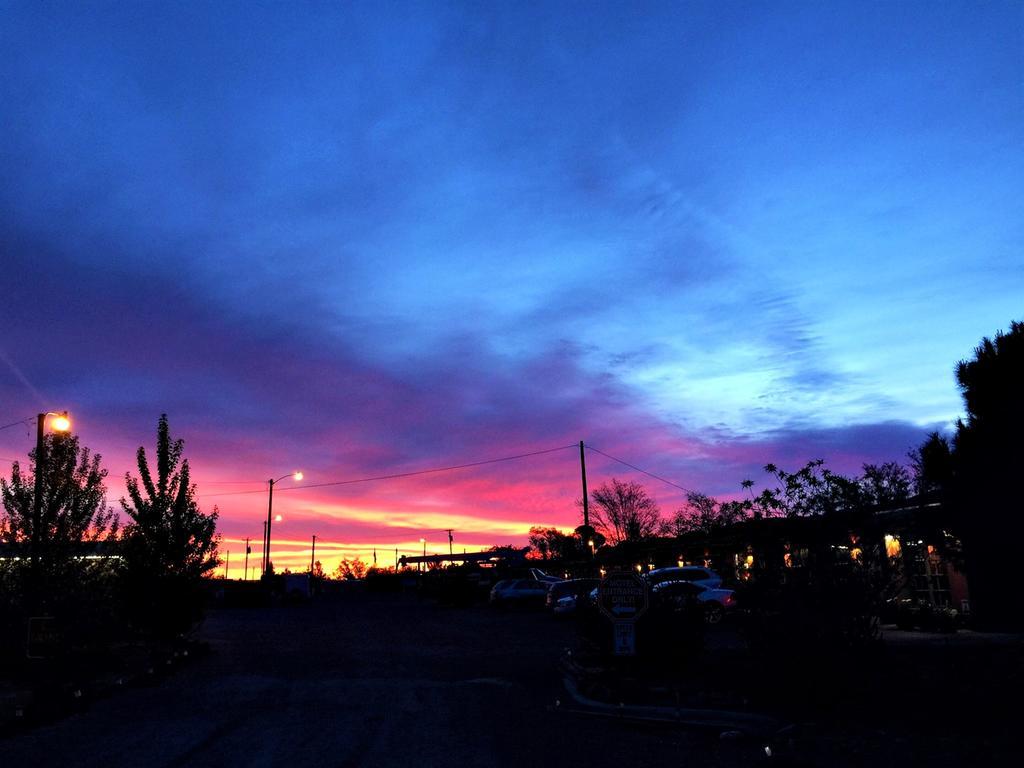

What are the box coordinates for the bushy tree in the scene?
[120,415,219,638]
[588,479,661,544]
[952,320,1023,627]
[908,431,953,496]
[664,491,746,536]
[859,462,912,508]
[528,526,585,560]
[2,432,117,554]
[757,460,863,517]
[334,557,368,580]
[1,432,118,608]
[0,432,121,663]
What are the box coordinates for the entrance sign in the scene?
[26,616,58,659]
[597,573,649,621]
[597,573,649,656]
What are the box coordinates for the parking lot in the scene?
[3,592,754,768]
[2,590,1017,767]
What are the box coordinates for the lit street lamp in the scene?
[263,471,302,576]
[32,411,71,570]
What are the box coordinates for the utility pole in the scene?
[579,440,589,529]
[261,520,268,576]
[31,414,45,576]
[243,537,250,580]
[310,534,317,573]
[445,529,454,557]
[395,548,399,571]
[264,478,275,574]
[225,550,231,579]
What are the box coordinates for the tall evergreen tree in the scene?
[120,415,219,637]
[952,321,1023,627]
[908,432,953,497]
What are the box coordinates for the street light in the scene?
[420,537,426,572]
[32,412,70,570]
[263,471,302,576]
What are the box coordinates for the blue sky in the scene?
[1,1,1021,567]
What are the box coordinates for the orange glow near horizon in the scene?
[217,524,572,576]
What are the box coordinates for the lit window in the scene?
[884,534,901,558]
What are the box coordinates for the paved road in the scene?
[2,593,757,768]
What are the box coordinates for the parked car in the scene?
[885,597,960,632]
[489,579,549,607]
[545,578,600,613]
[529,567,562,584]
[652,579,736,624]
[645,566,723,589]
[552,594,578,615]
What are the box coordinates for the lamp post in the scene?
[263,471,302,576]
[31,412,71,570]
[420,537,426,572]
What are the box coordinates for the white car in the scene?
[552,594,578,615]
[644,566,723,589]
[651,579,736,624]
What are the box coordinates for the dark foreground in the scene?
[2,593,1018,767]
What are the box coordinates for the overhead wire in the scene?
[197,443,578,498]
[584,444,694,495]
[0,416,32,433]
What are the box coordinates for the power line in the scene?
[0,416,32,433]
[197,443,577,498]
[196,480,269,485]
[584,444,694,495]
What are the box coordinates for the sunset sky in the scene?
[2,2,1021,573]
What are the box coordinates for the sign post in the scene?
[596,573,649,656]
[26,616,58,659]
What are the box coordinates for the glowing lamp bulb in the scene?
[51,415,71,432]
[293,472,303,481]
[274,514,283,522]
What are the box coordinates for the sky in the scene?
[1,1,1021,574]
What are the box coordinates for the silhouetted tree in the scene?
[859,462,912,508]
[120,414,219,638]
[908,431,953,496]
[335,557,367,580]
[952,320,1023,627]
[760,460,863,517]
[588,478,661,544]
[664,491,746,536]
[1,432,118,614]
[528,526,584,560]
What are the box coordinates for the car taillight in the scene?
[724,594,735,605]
